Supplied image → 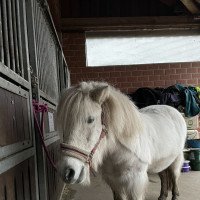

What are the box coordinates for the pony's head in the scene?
[56,81,142,185]
[56,82,110,185]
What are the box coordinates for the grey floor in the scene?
[62,172,200,200]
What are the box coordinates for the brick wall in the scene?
[62,32,200,93]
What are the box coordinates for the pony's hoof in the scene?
[171,197,178,200]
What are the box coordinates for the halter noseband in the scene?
[60,114,108,169]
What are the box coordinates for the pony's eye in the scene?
[87,116,94,124]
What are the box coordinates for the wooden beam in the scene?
[61,16,200,32]
[180,0,200,14]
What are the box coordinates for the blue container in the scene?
[187,139,200,148]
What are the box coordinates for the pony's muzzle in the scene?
[60,157,86,184]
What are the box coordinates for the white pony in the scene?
[56,81,187,200]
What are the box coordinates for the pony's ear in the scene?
[90,86,109,104]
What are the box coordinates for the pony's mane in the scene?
[101,83,143,142]
[57,81,143,144]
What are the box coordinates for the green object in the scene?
[190,161,200,171]
[191,150,200,162]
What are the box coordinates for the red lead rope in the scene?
[32,100,57,171]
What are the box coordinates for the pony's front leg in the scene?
[105,178,127,200]
[126,171,148,200]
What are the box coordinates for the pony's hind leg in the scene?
[158,169,170,200]
[169,153,184,200]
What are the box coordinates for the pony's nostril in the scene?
[65,168,75,182]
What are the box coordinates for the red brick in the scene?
[159,64,170,69]
[127,88,136,93]
[181,74,192,79]
[165,80,176,86]
[92,68,103,72]
[98,72,110,78]
[141,65,159,70]
[178,80,188,85]
[154,69,165,75]
[192,62,200,67]
[149,75,160,81]
[192,74,200,79]
[170,74,181,80]
[126,66,138,72]
[169,63,181,69]
[154,81,165,87]
[110,72,121,77]
[176,68,187,74]
[87,73,99,78]
[187,68,198,73]
[187,79,198,85]
[121,72,133,77]
[165,69,176,75]
[127,76,138,82]
[115,77,126,82]
[103,67,115,71]
[114,66,127,71]
[121,82,132,87]
[160,75,171,80]
[180,63,192,68]
[142,81,154,87]
[132,82,143,87]
[143,70,154,75]
[138,76,149,81]
[132,71,143,76]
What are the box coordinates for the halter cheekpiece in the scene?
[60,113,108,169]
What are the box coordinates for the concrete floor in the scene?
[62,172,200,200]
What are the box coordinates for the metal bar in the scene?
[6,0,15,71]
[0,79,29,100]
[44,135,60,146]
[0,63,31,90]
[0,140,32,160]
[35,7,43,68]
[39,26,49,92]
[2,0,10,68]
[39,90,57,106]
[0,147,35,175]
[25,0,48,199]
[0,1,4,64]
[34,0,40,58]
[15,0,24,78]
[11,0,20,73]
[18,0,30,81]
[37,11,46,85]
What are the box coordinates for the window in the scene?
[86,30,200,67]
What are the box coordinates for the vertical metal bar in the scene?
[15,0,24,78]
[37,10,44,73]
[39,21,48,92]
[11,0,20,73]
[0,0,4,64]
[2,0,10,68]
[18,0,30,81]
[6,0,15,71]
[25,0,47,198]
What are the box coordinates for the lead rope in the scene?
[32,100,57,171]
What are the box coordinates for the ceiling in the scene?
[60,0,186,18]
